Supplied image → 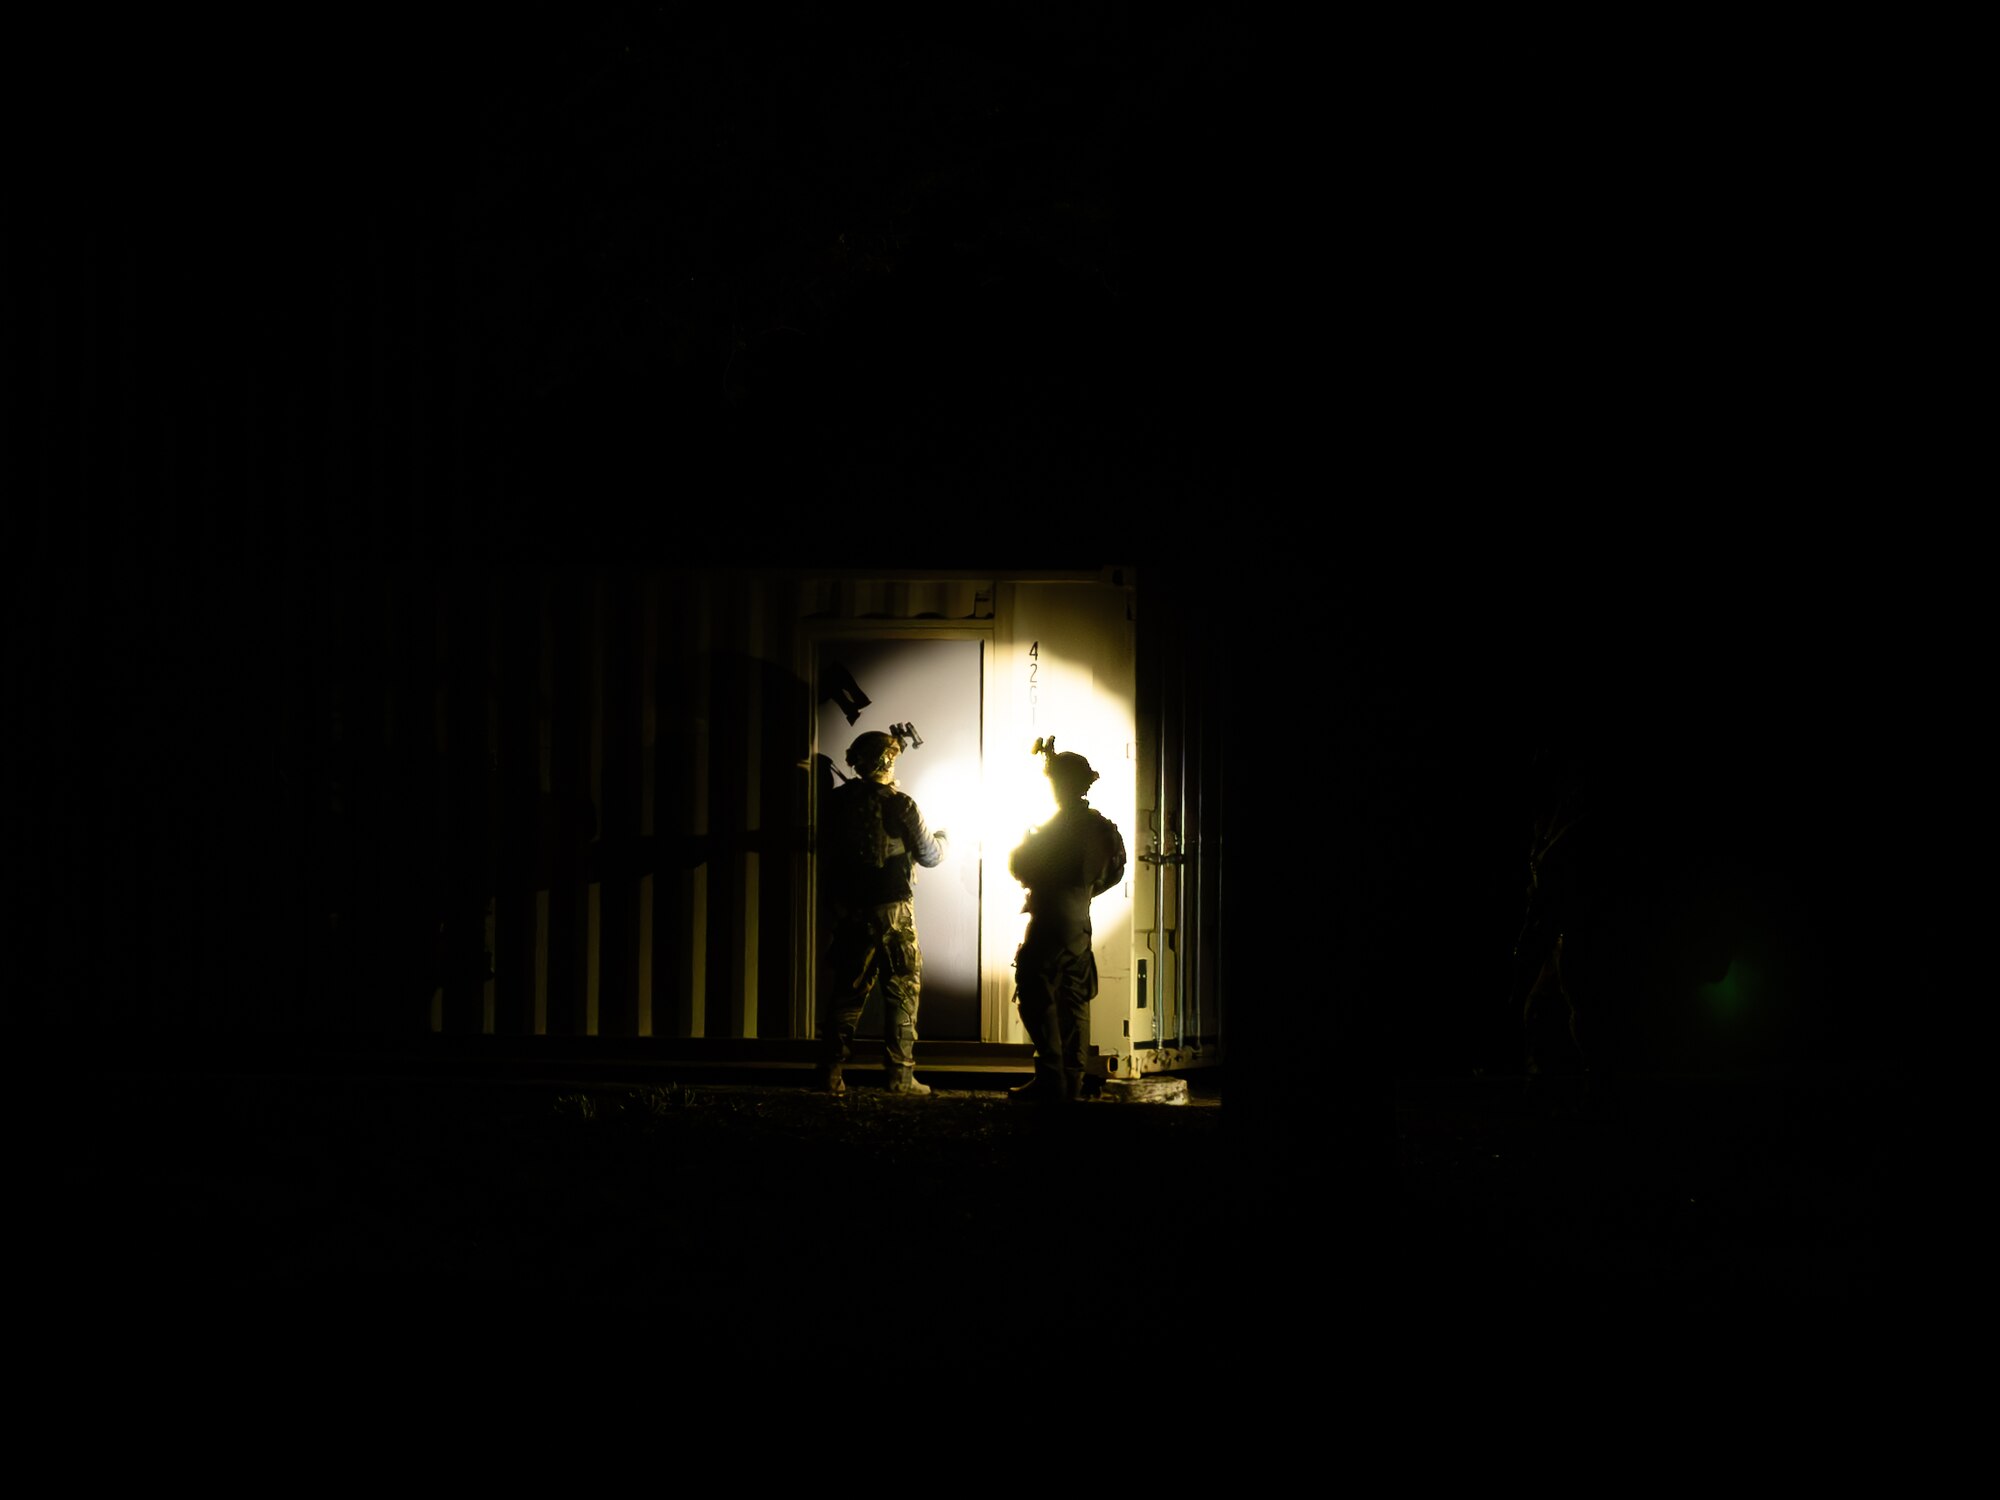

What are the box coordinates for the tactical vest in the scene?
[831,779,887,870]
[825,779,910,902]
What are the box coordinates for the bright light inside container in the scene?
[899,760,980,851]
[992,748,1059,852]
[894,755,1056,865]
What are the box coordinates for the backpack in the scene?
[824,778,890,884]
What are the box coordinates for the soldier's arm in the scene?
[1009,827,1042,885]
[1093,817,1128,895]
[898,794,946,868]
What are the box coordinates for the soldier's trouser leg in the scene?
[817,926,876,1096]
[1522,942,1581,1081]
[1055,993,1090,1101]
[817,989,865,1095]
[816,968,872,1096]
[880,968,922,1072]
[1012,968,1069,1101]
[877,905,930,1093]
[1017,939,1094,1100]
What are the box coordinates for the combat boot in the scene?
[883,1067,932,1096]
[1008,1072,1066,1104]
[815,1062,846,1098]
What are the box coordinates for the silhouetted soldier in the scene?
[1514,755,1589,1089]
[814,728,948,1097]
[1008,740,1127,1103]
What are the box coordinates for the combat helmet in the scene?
[1046,750,1099,797]
[846,731,901,778]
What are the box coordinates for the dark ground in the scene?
[21,1056,1913,1372]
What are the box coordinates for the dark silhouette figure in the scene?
[1509,722,1626,1116]
[1507,715,1744,1088]
[814,729,948,1097]
[1514,759,1590,1087]
[1007,740,1127,1103]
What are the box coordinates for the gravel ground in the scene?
[1384,1067,1914,1351]
[21,1063,1911,1365]
[25,1072,1229,1335]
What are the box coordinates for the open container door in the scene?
[989,575,1137,1071]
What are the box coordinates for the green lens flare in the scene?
[1697,956,1758,1022]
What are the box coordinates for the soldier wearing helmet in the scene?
[814,726,949,1097]
[846,731,899,779]
[1007,739,1127,1103]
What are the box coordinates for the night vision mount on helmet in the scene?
[829,722,929,881]
[845,721,924,778]
[1033,734,1099,793]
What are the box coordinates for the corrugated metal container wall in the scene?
[305,567,1015,1044]
[8,545,1223,1067]
[1132,570,1225,1074]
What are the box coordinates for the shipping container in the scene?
[10,561,1228,1091]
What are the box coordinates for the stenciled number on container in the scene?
[1027,640,1039,728]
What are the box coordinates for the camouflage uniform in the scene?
[1009,794,1127,1102]
[817,769,946,1095]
